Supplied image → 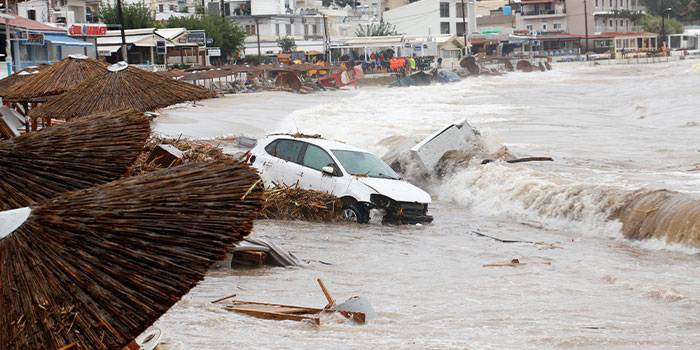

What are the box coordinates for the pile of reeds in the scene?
[274,71,303,92]
[126,135,233,176]
[259,182,342,221]
[0,109,149,210]
[2,57,108,103]
[516,60,535,72]
[29,65,217,120]
[0,160,263,349]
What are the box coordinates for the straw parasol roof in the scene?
[0,160,263,349]
[0,65,48,94]
[29,62,217,120]
[2,55,108,103]
[0,109,150,210]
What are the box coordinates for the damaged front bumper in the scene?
[367,195,433,225]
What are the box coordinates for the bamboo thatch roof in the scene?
[2,56,108,103]
[0,109,150,210]
[29,63,217,120]
[0,65,47,94]
[0,160,263,349]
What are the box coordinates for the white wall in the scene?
[17,0,50,22]
[383,0,470,37]
[252,0,293,15]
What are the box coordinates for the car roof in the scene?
[264,134,367,153]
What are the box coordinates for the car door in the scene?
[298,143,342,194]
[253,139,282,184]
[272,139,306,186]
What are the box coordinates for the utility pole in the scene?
[1,13,13,75]
[322,14,329,62]
[255,17,261,58]
[583,0,589,55]
[116,0,128,63]
[660,7,671,50]
[460,0,467,56]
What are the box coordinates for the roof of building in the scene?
[4,15,66,33]
[591,31,659,39]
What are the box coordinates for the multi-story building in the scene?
[16,0,100,25]
[382,0,473,37]
[515,0,567,34]
[566,0,644,35]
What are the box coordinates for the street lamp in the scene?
[660,7,672,50]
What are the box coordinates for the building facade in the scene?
[382,0,472,37]
[566,0,644,36]
[515,0,567,34]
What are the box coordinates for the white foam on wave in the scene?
[434,163,630,238]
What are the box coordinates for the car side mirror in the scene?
[321,166,335,176]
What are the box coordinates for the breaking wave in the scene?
[436,164,700,248]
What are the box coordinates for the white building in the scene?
[382,0,474,37]
[17,0,100,26]
[514,0,567,34]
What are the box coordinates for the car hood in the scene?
[356,177,432,204]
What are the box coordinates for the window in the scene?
[27,9,36,20]
[595,0,598,7]
[526,24,533,33]
[286,24,292,35]
[245,24,256,35]
[553,22,561,30]
[439,2,449,18]
[456,22,465,36]
[265,140,279,156]
[312,24,318,35]
[440,22,450,34]
[619,19,624,26]
[169,4,176,11]
[302,144,337,173]
[275,140,304,163]
[331,150,399,179]
[275,23,280,36]
[609,0,612,7]
[609,19,613,27]
[542,23,547,31]
[304,24,309,36]
[158,4,164,12]
[455,3,467,17]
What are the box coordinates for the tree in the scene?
[641,0,700,21]
[355,22,401,37]
[640,15,684,34]
[165,16,246,61]
[276,36,297,53]
[99,2,157,29]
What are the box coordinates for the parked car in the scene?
[246,135,433,224]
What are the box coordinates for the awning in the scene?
[44,34,94,47]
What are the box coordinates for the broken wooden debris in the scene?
[471,230,561,249]
[222,279,373,326]
[483,258,553,268]
[146,144,185,168]
[231,237,302,268]
[481,156,554,165]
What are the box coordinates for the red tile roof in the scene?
[4,16,66,33]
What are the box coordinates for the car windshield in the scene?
[331,150,400,180]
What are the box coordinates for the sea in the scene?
[154,60,700,349]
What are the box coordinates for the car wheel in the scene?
[342,204,368,224]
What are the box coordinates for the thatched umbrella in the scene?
[0,160,263,349]
[2,55,108,103]
[0,109,150,210]
[30,62,217,120]
[0,65,47,94]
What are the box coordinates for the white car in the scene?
[246,135,433,224]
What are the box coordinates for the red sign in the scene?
[69,24,107,37]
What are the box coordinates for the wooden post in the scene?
[317,278,335,309]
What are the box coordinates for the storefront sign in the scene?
[26,32,44,45]
[69,24,107,37]
[207,47,221,57]
[187,30,206,45]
